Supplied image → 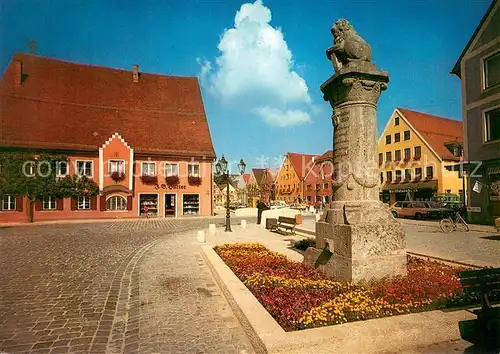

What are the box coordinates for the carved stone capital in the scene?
[321,67,389,109]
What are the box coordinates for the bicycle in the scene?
[440,211,469,233]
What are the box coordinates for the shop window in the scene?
[484,52,500,89]
[426,166,434,179]
[78,196,90,210]
[404,130,411,140]
[485,108,500,142]
[140,194,158,216]
[415,167,422,180]
[165,163,179,177]
[404,148,411,161]
[378,153,383,165]
[395,170,402,182]
[395,117,400,126]
[56,161,68,176]
[2,195,16,210]
[385,151,392,162]
[394,133,400,143]
[142,162,156,176]
[109,160,124,173]
[386,171,393,183]
[385,135,391,144]
[77,161,93,177]
[414,146,422,160]
[188,164,200,177]
[106,196,127,211]
[404,169,411,181]
[43,196,57,210]
[394,150,401,162]
[183,194,200,215]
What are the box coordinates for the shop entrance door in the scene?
[165,194,176,217]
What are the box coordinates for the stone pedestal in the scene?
[304,40,407,282]
[304,201,406,282]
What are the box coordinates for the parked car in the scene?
[289,203,308,211]
[389,201,446,220]
[270,200,287,209]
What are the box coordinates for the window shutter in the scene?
[71,197,77,211]
[91,196,98,210]
[16,196,23,212]
[57,198,64,211]
[35,200,43,211]
[100,196,106,211]
[127,196,133,211]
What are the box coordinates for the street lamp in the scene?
[216,156,246,232]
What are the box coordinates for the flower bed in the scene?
[214,243,488,331]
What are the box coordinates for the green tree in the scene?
[0,152,99,222]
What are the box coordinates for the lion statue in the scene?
[326,19,372,70]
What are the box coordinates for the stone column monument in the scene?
[304,19,407,282]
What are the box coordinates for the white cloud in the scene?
[198,0,313,127]
[255,107,311,127]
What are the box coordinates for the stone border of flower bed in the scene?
[202,245,476,354]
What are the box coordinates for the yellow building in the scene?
[378,108,465,205]
[275,152,316,203]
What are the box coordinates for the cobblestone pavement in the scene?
[299,217,500,267]
[0,217,253,354]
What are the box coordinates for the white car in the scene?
[270,201,287,209]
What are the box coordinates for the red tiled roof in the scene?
[397,108,463,160]
[287,152,317,179]
[0,53,215,158]
[318,150,333,162]
[305,150,334,182]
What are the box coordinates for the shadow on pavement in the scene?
[481,235,500,241]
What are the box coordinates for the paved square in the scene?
[0,218,254,353]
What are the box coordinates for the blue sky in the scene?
[0,0,492,172]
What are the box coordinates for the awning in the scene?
[381,180,438,193]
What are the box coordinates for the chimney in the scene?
[14,60,22,87]
[133,64,139,83]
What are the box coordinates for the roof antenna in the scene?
[28,40,36,54]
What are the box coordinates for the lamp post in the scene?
[216,156,246,232]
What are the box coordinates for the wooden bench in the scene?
[457,267,500,349]
[271,216,297,235]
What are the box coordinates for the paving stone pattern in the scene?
[0,218,253,354]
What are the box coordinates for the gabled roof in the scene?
[304,150,334,180]
[251,168,272,187]
[451,0,499,77]
[251,168,266,187]
[242,173,251,184]
[397,108,463,160]
[318,150,333,162]
[287,152,317,179]
[0,53,215,158]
